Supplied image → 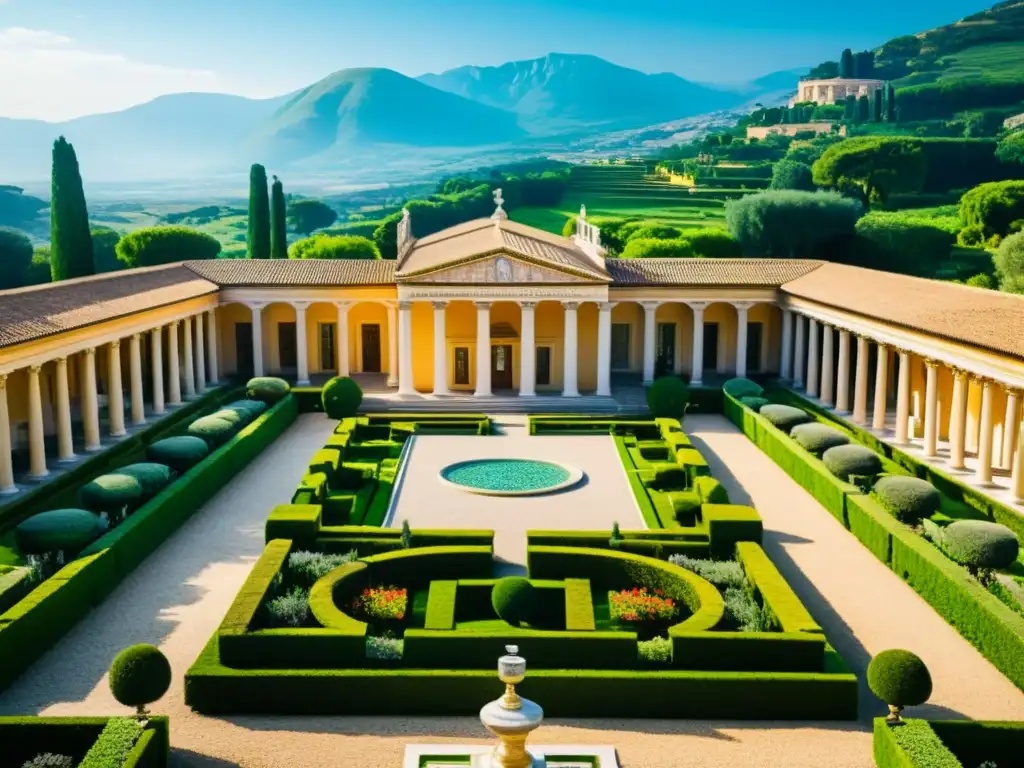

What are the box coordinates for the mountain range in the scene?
[0,53,799,182]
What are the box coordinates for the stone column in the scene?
[107,340,126,437]
[793,314,805,387]
[336,303,351,377]
[206,309,219,385]
[167,322,182,405]
[689,302,707,386]
[596,302,613,397]
[386,303,399,388]
[82,348,102,450]
[250,306,264,378]
[0,375,16,494]
[872,344,889,431]
[55,357,75,461]
[641,302,659,385]
[852,335,869,423]
[820,324,834,406]
[948,369,969,470]
[1002,388,1019,471]
[780,309,793,380]
[27,365,48,478]
[836,330,851,412]
[734,302,751,378]
[397,301,415,396]
[474,302,491,397]
[294,302,310,386]
[1013,419,1024,502]
[432,302,449,395]
[923,360,939,457]
[182,316,195,398]
[150,328,165,415]
[129,334,145,426]
[977,379,994,483]
[895,351,911,444]
[806,319,820,396]
[520,303,536,397]
[194,313,206,392]
[562,302,580,397]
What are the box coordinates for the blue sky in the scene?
[0,0,991,120]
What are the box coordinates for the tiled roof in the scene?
[397,219,609,281]
[607,258,825,287]
[184,258,395,286]
[0,264,218,349]
[781,262,1024,360]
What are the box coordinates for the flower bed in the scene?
[353,585,408,621]
[609,587,677,623]
[0,716,169,768]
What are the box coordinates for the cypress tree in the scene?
[857,94,871,123]
[247,163,271,259]
[872,89,883,122]
[839,48,854,79]
[50,136,95,282]
[270,175,288,259]
[885,83,897,122]
[844,95,857,121]
[854,50,875,78]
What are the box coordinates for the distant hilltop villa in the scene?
[788,77,885,108]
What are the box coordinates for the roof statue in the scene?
[397,207,413,256]
[491,188,508,222]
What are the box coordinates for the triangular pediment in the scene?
[399,252,599,285]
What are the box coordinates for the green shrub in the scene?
[109,644,172,714]
[322,377,364,419]
[20,754,74,768]
[941,520,1019,572]
[994,231,1024,294]
[677,228,742,258]
[959,180,1024,240]
[491,577,536,627]
[759,404,813,433]
[115,226,220,267]
[246,376,291,404]
[694,476,729,505]
[78,473,145,516]
[209,409,244,428]
[650,465,688,491]
[146,436,209,472]
[288,549,359,587]
[187,415,238,448]
[116,463,174,498]
[267,587,310,627]
[620,237,695,259]
[739,396,771,412]
[873,476,941,524]
[669,554,746,590]
[78,718,144,768]
[14,509,105,555]
[668,491,701,523]
[638,636,672,666]
[723,378,764,399]
[822,444,883,482]
[224,399,268,418]
[646,376,689,419]
[723,586,771,632]
[790,423,851,455]
[867,649,932,714]
[725,189,862,258]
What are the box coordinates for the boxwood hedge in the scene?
[790,423,850,456]
[760,404,813,433]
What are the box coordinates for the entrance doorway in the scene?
[361,324,382,373]
[319,323,337,372]
[492,344,513,390]
[747,322,764,373]
[235,323,254,377]
[278,322,297,372]
[611,324,630,370]
[656,322,676,378]
[703,323,719,372]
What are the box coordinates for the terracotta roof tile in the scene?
[607,258,825,287]
[184,258,395,286]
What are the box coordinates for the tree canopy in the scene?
[116,226,221,268]
[50,136,95,282]
[0,227,34,290]
[270,176,288,259]
[726,189,863,259]
[959,180,1024,241]
[288,234,380,260]
[812,136,928,204]
[91,227,123,273]
[619,238,695,259]
[997,131,1024,165]
[995,232,1024,294]
[770,159,816,191]
[287,198,338,236]
[247,164,271,259]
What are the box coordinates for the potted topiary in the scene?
[108,644,172,725]
[867,649,932,725]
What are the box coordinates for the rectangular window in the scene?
[536,347,551,386]
[319,323,336,371]
[454,347,470,385]
[611,323,631,370]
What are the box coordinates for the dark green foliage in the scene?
[109,644,171,709]
[14,509,105,555]
[247,164,271,259]
[321,377,364,419]
[856,95,871,123]
[78,718,144,768]
[270,176,287,259]
[20,753,75,768]
[187,415,239,448]
[373,183,496,259]
[822,444,883,482]
[210,409,244,428]
[224,399,268,418]
[965,272,995,289]
[146,436,210,472]
[873,476,941,524]
[694,476,729,504]
[490,577,536,626]
[942,520,1019,571]
[739,396,771,412]
[25,252,52,286]
[287,199,338,236]
[725,190,862,258]
[619,237,694,259]
[790,423,851,456]
[246,376,291,404]
[812,137,928,204]
[116,227,220,268]
[995,232,1024,293]
[0,227,34,289]
[289,234,380,260]
[90,227,123,273]
[722,378,763,399]
[116,463,173,499]
[885,83,896,122]
[960,180,1024,240]
[917,139,1013,194]
[873,719,963,768]
[867,649,932,709]
[288,550,358,588]
[676,228,742,258]
[759,404,813,433]
[997,131,1024,165]
[872,88,883,122]
[78,473,145,515]
[266,587,310,628]
[646,376,689,419]
[49,137,94,282]
[854,212,954,276]
[770,159,815,191]
[839,48,854,78]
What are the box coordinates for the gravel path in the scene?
[0,413,1021,767]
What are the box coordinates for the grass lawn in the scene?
[895,41,1024,89]
[511,194,728,236]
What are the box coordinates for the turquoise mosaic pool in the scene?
[439,459,581,496]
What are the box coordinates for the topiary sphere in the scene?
[146,436,210,473]
[646,376,689,420]
[791,423,851,456]
[739,395,772,412]
[246,376,290,404]
[224,399,267,418]
[322,376,364,419]
[14,509,106,556]
[942,519,1019,571]
[491,577,536,627]
[873,475,941,524]
[822,444,883,482]
[209,408,244,428]
[759,404,813,433]
[109,644,171,711]
[186,415,238,448]
[116,463,174,499]
[78,473,145,515]
[867,649,932,711]
[723,378,764,399]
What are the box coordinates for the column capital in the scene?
[949,365,969,380]
[518,301,536,310]
[334,300,353,310]
[598,301,616,312]
[246,301,266,312]
[685,301,710,312]
[639,301,661,312]
[110,339,121,350]
[561,301,579,310]
[474,301,492,310]
[0,373,6,388]
[131,332,141,342]
[56,355,67,365]
[29,364,42,375]
[398,300,414,311]
[922,357,941,369]
[85,346,97,358]
[731,300,755,312]
[291,301,311,312]
[431,301,448,311]
[1005,386,1024,398]
[168,319,180,329]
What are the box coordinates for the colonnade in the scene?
[0,309,219,495]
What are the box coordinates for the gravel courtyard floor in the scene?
[0,413,1022,767]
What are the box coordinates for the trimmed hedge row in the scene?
[0,716,169,768]
[873,718,1024,768]
[564,578,596,631]
[873,718,962,768]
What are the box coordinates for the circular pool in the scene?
[438,458,583,496]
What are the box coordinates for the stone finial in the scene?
[491,188,508,222]
[397,208,412,254]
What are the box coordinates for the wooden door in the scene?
[278,322,297,371]
[235,322,254,377]
[491,344,513,390]
[361,324,381,373]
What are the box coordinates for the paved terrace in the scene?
[0,413,1022,767]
